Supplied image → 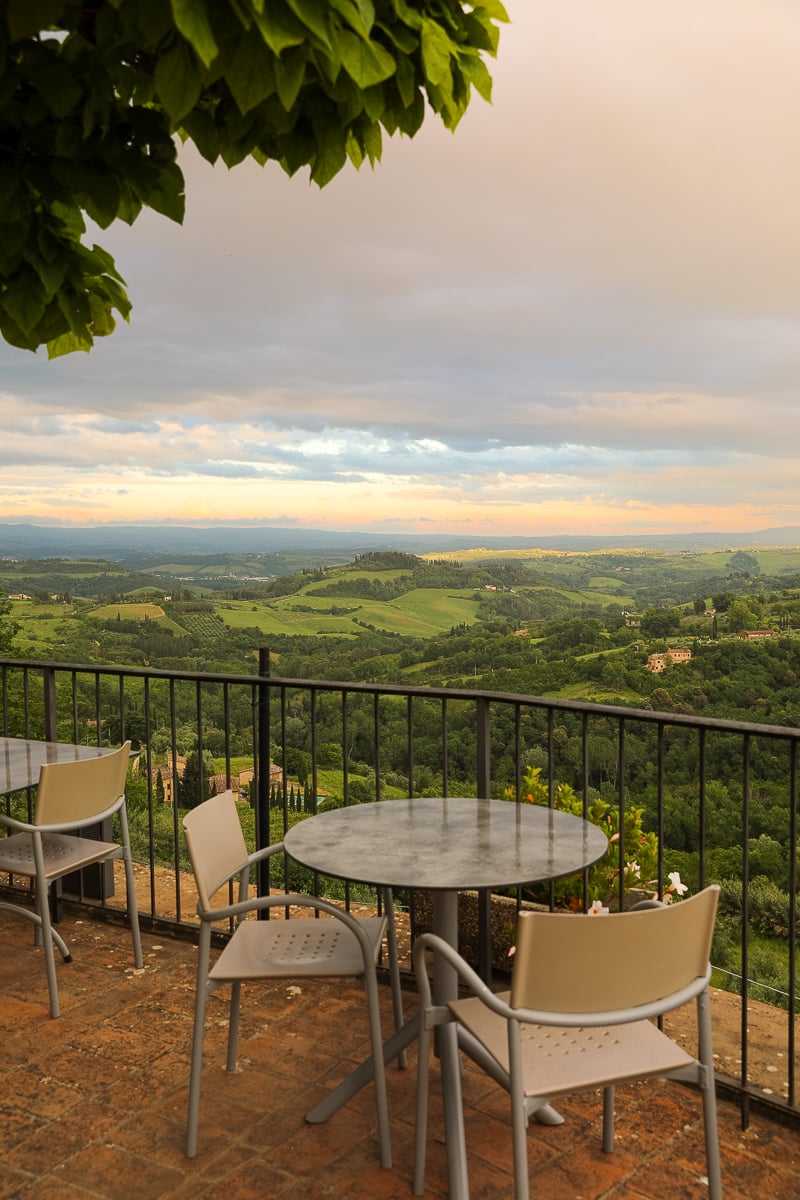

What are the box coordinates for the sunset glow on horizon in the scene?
[2,0,799,543]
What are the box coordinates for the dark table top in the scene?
[0,737,111,796]
[284,796,608,892]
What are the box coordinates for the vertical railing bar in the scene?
[168,676,182,916]
[94,672,101,743]
[514,703,522,802]
[42,666,57,741]
[374,692,381,802]
[141,675,158,919]
[256,649,271,909]
[617,717,626,910]
[341,690,351,911]
[787,739,797,1109]
[118,674,126,743]
[475,696,492,983]
[341,690,349,808]
[223,683,231,788]
[441,696,448,799]
[546,706,555,910]
[656,723,665,895]
[195,678,204,799]
[279,686,291,911]
[741,732,751,1130]
[698,727,707,890]
[406,694,414,799]
[581,711,590,911]
[70,669,79,741]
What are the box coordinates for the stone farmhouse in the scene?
[646,648,692,673]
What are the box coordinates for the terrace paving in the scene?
[0,908,798,1200]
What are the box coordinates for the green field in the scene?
[211,587,482,639]
[90,602,167,621]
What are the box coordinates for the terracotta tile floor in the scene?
[0,909,798,1200]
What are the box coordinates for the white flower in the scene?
[667,871,688,896]
[588,900,609,916]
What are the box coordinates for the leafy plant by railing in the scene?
[508,766,659,910]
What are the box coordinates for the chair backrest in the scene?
[34,741,132,826]
[182,790,249,910]
[509,885,719,1014]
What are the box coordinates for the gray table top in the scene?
[284,796,608,892]
[0,737,111,796]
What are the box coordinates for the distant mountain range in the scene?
[1,522,800,560]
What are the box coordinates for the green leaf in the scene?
[375,18,418,54]
[28,251,68,302]
[56,288,91,340]
[87,292,116,338]
[48,330,92,359]
[1,269,48,336]
[29,62,83,119]
[458,51,493,103]
[310,131,347,186]
[420,18,454,90]
[475,0,510,22]
[253,6,306,55]
[393,53,416,108]
[388,0,422,31]
[336,29,396,88]
[144,162,186,223]
[285,0,333,51]
[155,41,203,123]
[0,308,39,353]
[274,47,307,110]
[169,0,219,69]
[330,0,375,37]
[226,30,278,115]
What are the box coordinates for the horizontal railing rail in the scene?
[0,653,797,1130]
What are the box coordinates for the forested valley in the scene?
[2,543,800,1006]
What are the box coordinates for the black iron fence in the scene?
[0,652,797,1128]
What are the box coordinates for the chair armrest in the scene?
[246,841,287,867]
[0,811,35,834]
[413,931,504,1015]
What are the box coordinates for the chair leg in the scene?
[226,981,243,1072]
[118,805,143,968]
[413,1012,432,1196]
[382,888,406,1069]
[186,922,212,1158]
[602,1085,615,1153]
[698,989,722,1200]
[507,1027,531,1200]
[31,835,62,1019]
[363,964,392,1169]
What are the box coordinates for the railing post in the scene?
[42,667,57,742]
[256,648,271,904]
[476,697,492,983]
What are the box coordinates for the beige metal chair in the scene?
[182,790,404,1166]
[0,741,143,1018]
[413,885,722,1200]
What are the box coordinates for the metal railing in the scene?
[0,651,798,1130]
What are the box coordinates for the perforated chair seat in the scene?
[450,991,695,1097]
[0,832,122,878]
[210,914,387,981]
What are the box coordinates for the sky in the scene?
[1,0,800,541]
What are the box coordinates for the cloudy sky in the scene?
[1,0,799,539]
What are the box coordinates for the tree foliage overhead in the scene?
[1,0,508,356]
